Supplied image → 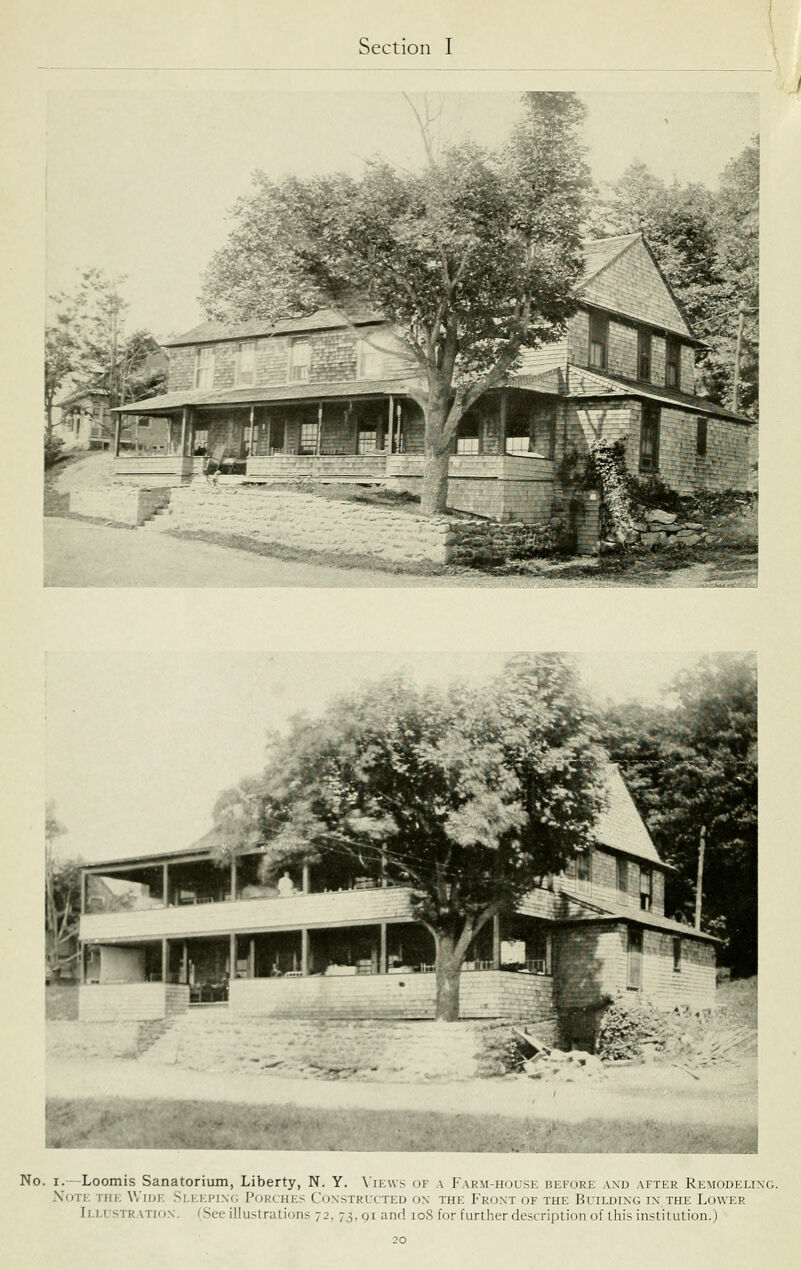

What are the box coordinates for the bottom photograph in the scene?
[45,651,757,1153]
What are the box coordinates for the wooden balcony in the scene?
[79,886,416,943]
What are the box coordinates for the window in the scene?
[696,418,708,457]
[589,311,608,369]
[640,403,660,474]
[358,340,382,380]
[627,928,643,989]
[576,852,592,892]
[505,429,530,454]
[527,930,552,976]
[137,419,150,429]
[640,866,653,912]
[456,417,480,455]
[665,337,680,388]
[193,427,209,457]
[357,426,377,454]
[299,420,318,454]
[289,339,311,382]
[637,329,652,381]
[617,857,629,897]
[236,341,255,386]
[195,346,214,389]
[673,937,682,973]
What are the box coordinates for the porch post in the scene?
[248,938,255,978]
[396,401,403,453]
[229,932,237,979]
[316,401,323,455]
[492,913,501,970]
[379,923,387,975]
[79,943,86,985]
[179,406,188,457]
[161,938,169,984]
[248,405,256,456]
[499,391,507,455]
[181,941,188,985]
[230,856,237,902]
[265,412,272,456]
[79,870,86,914]
[380,849,387,887]
[162,862,169,906]
[301,928,309,977]
[113,410,122,458]
[302,861,310,894]
[381,395,392,452]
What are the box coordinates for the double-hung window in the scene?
[638,329,652,381]
[665,336,680,388]
[195,346,214,389]
[289,339,311,382]
[358,340,382,380]
[640,403,660,474]
[639,866,653,912]
[589,311,608,370]
[236,341,255,386]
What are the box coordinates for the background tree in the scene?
[201,92,592,514]
[209,655,606,1020]
[45,803,83,979]
[600,655,757,976]
[44,292,85,442]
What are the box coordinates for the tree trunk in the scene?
[434,930,463,1021]
[421,447,451,517]
[45,403,53,444]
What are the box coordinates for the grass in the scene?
[46,980,79,1021]
[46,1097,756,1153]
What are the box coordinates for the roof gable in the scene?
[579,234,693,339]
[593,763,662,866]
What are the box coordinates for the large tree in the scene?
[45,803,82,979]
[210,655,606,1020]
[200,93,591,514]
[601,655,757,975]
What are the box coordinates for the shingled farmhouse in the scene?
[111,233,755,532]
[77,762,716,1039]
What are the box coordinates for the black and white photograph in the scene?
[44,90,758,588]
[45,651,757,1153]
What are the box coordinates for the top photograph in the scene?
[44,90,758,588]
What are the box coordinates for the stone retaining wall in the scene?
[70,486,171,526]
[79,982,189,1022]
[152,486,576,565]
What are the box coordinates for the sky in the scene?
[46,650,719,864]
[46,90,758,337]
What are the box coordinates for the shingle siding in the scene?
[580,236,692,337]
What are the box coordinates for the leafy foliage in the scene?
[596,997,669,1061]
[601,655,757,974]
[211,655,607,1018]
[45,803,82,978]
[201,93,592,512]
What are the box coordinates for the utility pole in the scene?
[732,304,745,413]
[695,825,707,931]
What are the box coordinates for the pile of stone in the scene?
[514,1028,605,1082]
[603,507,708,552]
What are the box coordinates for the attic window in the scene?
[588,311,608,370]
[665,337,680,388]
[358,339,382,380]
[639,866,653,912]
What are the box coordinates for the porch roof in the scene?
[113,376,424,415]
[555,902,721,942]
[566,364,755,424]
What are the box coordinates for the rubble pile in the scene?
[512,1028,606,1082]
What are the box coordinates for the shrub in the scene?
[595,997,669,1061]
[626,474,682,514]
[44,433,65,468]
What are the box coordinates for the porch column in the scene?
[380,849,387,887]
[79,943,86,985]
[230,856,237,902]
[265,412,272,456]
[301,928,310,977]
[162,862,169,906]
[302,861,310,894]
[396,401,403,454]
[161,938,169,984]
[113,410,122,458]
[381,395,392,452]
[499,392,507,455]
[248,405,256,456]
[229,932,237,979]
[79,870,86,915]
[379,923,387,975]
[248,938,255,978]
[179,406,188,458]
[492,914,501,970]
[181,941,188,985]
[316,402,323,455]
